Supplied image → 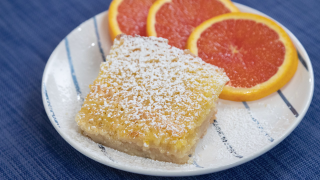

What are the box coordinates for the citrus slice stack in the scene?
[109,0,156,40]
[147,0,239,49]
[187,13,298,101]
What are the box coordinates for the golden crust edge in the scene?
[75,106,217,164]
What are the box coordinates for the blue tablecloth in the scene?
[1,0,319,179]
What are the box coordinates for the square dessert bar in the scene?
[75,35,229,164]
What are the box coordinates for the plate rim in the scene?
[41,2,314,176]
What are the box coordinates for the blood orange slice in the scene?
[109,0,156,40]
[187,13,298,101]
[147,0,239,49]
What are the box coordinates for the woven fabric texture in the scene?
[0,0,319,179]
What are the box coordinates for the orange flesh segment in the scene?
[155,0,233,49]
[197,19,285,88]
[117,0,156,36]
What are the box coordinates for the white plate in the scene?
[42,3,314,176]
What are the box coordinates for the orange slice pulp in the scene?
[108,0,156,40]
[147,0,239,49]
[187,13,298,101]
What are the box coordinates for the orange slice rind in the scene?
[147,0,171,38]
[109,0,156,40]
[147,0,239,49]
[187,12,298,101]
[108,0,123,40]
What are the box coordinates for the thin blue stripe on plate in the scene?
[65,38,83,101]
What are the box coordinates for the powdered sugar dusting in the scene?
[43,8,309,174]
[215,103,275,156]
[61,100,282,171]
[76,35,229,153]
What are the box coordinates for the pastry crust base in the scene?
[78,107,216,164]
